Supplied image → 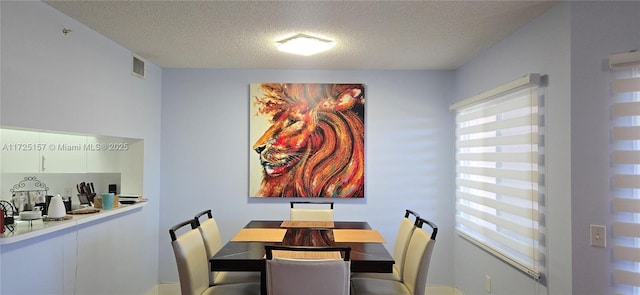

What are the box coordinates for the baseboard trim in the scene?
[144,282,179,295]
[427,284,463,295]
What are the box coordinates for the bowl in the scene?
[20,211,42,220]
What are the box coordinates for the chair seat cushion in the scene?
[215,271,261,285]
[202,282,261,295]
[350,277,411,295]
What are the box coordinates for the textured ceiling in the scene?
[45,0,558,70]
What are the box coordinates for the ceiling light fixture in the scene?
[276,33,335,56]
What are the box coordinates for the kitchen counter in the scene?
[0,201,147,245]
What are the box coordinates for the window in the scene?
[610,50,640,295]
[450,74,545,280]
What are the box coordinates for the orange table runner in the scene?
[270,250,342,260]
[230,228,287,242]
[230,228,385,243]
[333,229,386,243]
[280,221,335,228]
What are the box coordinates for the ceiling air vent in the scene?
[132,55,145,79]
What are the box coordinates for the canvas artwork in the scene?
[249,83,365,198]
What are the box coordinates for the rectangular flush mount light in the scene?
[276,33,335,56]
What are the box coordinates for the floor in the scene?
[146,282,459,295]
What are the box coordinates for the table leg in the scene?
[260,269,267,295]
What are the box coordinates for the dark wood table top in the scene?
[210,220,394,273]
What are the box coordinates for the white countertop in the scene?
[0,201,147,245]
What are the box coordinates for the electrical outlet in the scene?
[485,275,491,293]
[590,224,606,247]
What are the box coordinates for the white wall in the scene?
[159,69,456,286]
[1,2,162,294]
[452,3,572,295]
[570,2,640,294]
[6,1,636,294]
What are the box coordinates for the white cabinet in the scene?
[0,129,41,173]
[39,133,87,173]
[1,129,126,173]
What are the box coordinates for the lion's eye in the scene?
[288,118,298,125]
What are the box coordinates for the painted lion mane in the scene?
[252,83,365,198]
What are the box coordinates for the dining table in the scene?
[210,220,394,295]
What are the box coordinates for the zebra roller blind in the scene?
[450,74,545,280]
[610,50,640,294]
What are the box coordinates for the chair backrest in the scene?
[289,201,334,221]
[194,210,223,258]
[402,217,438,295]
[265,245,351,295]
[169,219,210,295]
[392,209,420,280]
[194,209,223,285]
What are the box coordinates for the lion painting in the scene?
[250,83,365,198]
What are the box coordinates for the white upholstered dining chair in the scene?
[194,210,261,286]
[265,245,351,295]
[352,209,420,282]
[289,201,334,221]
[169,219,260,295]
[350,217,438,295]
